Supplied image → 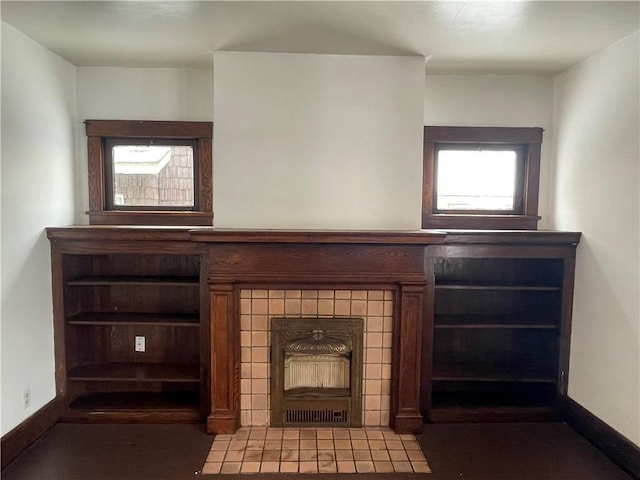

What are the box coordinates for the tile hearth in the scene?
[202,427,431,475]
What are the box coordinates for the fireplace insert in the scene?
[270,317,364,427]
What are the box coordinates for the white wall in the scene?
[1,23,77,435]
[75,66,213,223]
[213,52,425,229]
[424,74,555,228]
[552,32,640,446]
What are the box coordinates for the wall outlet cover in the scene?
[135,336,146,352]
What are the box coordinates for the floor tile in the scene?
[280,461,298,473]
[201,426,430,474]
[259,461,279,473]
[355,460,375,473]
[337,460,356,473]
[374,460,394,472]
[202,462,222,474]
[299,461,318,473]
[240,461,261,473]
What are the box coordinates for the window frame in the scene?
[422,126,542,230]
[86,120,213,226]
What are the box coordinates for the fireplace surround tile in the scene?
[240,289,393,427]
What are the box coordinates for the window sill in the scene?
[422,214,540,230]
[87,211,213,226]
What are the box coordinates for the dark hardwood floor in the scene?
[2,422,633,480]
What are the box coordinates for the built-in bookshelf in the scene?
[47,227,207,423]
[423,231,580,422]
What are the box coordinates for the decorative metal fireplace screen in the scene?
[271,318,364,427]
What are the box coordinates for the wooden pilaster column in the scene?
[207,282,240,434]
[390,282,425,433]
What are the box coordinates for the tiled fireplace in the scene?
[194,229,445,435]
[239,289,394,427]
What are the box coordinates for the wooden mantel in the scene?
[190,229,447,434]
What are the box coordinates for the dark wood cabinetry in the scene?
[47,227,208,423]
[422,231,580,422]
[47,227,579,427]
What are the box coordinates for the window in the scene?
[423,126,542,230]
[435,145,523,213]
[86,120,213,225]
[105,140,197,210]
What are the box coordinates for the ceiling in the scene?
[1,1,638,74]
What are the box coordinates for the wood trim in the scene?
[87,211,213,226]
[85,120,212,138]
[46,226,200,244]
[199,254,212,420]
[87,136,105,213]
[524,142,542,218]
[85,120,213,226]
[422,214,540,230]
[47,227,446,246]
[420,261,436,417]
[422,138,435,218]
[390,283,426,433]
[422,126,543,230]
[560,396,640,479]
[423,126,543,144]
[1,398,61,469]
[199,138,213,213]
[205,243,428,285]
[438,230,582,246]
[558,256,577,395]
[191,229,446,245]
[207,283,240,434]
[50,252,67,401]
[200,235,440,435]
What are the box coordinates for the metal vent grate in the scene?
[285,408,348,425]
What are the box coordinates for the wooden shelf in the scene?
[434,314,558,329]
[48,234,206,424]
[67,363,200,383]
[63,391,203,423]
[436,282,560,291]
[429,406,556,423]
[69,391,200,411]
[67,276,199,287]
[432,362,557,383]
[435,324,557,330]
[431,387,556,409]
[419,234,580,423]
[67,312,199,327]
[430,370,559,423]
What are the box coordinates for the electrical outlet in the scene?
[23,387,31,409]
[135,336,146,352]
